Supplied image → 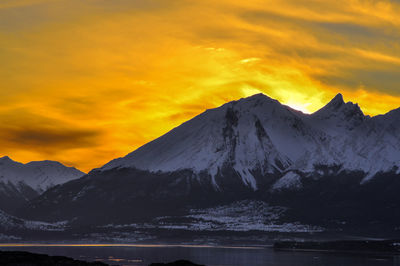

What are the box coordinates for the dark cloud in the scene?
[85,0,184,12]
[315,68,400,97]
[0,108,102,153]
[0,0,184,33]
[357,70,400,95]
[316,22,392,40]
[2,127,99,150]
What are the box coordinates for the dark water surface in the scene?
[0,244,399,266]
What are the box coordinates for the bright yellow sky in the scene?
[1,0,400,172]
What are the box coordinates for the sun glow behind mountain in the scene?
[1,0,400,171]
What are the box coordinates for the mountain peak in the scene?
[231,93,286,113]
[26,160,63,167]
[237,93,277,105]
[0,157,85,194]
[313,93,365,118]
[245,93,270,100]
[326,93,345,110]
[0,156,14,164]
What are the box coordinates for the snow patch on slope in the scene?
[272,171,302,191]
[0,209,66,231]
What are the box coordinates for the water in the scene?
[0,244,399,266]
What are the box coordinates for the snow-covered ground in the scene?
[102,201,324,233]
[0,209,67,231]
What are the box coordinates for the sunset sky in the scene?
[1,0,400,172]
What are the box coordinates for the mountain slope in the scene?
[0,156,84,214]
[21,93,400,233]
[102,93,400,186]
[102,94,324,189]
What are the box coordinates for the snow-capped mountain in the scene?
[0,156,84,193]
[21,93,400,234]
[0,156,84,214]
[101,93,400,188]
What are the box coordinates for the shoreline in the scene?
[0,243,269,249]
[273,239,400,255]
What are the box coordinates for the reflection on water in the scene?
[0,244,399,266]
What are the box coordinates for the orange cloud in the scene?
[0,0,399,171]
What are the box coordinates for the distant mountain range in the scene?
[2,93,400,238]
[0,156,84,214]
[16,93,400,236]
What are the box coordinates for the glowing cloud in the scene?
[0,0,399,171]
